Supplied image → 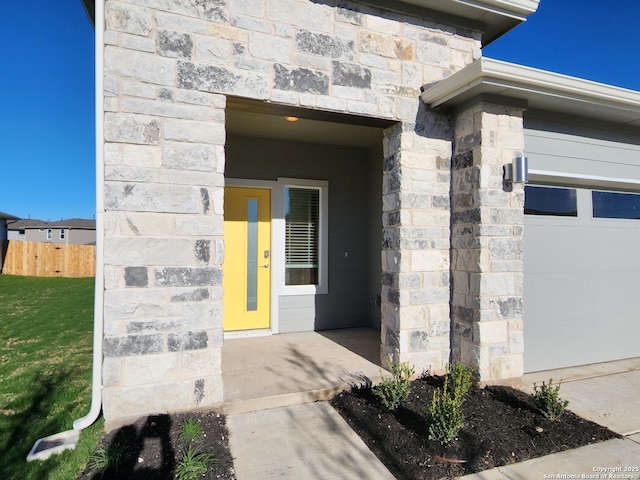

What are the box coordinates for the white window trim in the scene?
[46,229,52,240]
[60,229,66,240]
[277,178,328,296]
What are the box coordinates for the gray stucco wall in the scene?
[525,114,640,183]
[367,145,383,329]
[226,134,381,332]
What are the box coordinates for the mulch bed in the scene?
[77,376,618,480]
[331,376,619,480]
[76,411,235,480]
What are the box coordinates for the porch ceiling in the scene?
[226,103,388,149]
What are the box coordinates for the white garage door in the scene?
[524,184,640,372]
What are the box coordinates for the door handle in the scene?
[263,263,270,268]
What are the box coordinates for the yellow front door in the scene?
[223,187,271,331]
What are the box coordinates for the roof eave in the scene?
[392,0,539,45]
[421,58,640,128]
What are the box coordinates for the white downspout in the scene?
[27,2,105,460]
[73,0,105,431]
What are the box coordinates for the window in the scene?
[46,229,52,240]
[593,190,640,219]
[60,229,66,240]
[285,187,320,286]
[524,185,578,216]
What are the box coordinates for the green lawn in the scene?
[0,275,103,480]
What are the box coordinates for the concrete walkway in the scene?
[227,402,396,480]
[222,331,640,480]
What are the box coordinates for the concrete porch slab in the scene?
[221,328,386,414]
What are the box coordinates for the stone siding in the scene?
[101,0,482,422]
[380,108,454,373]
[450,101,525,381]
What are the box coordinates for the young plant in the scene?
[88,439,131,478]
[448,362,473,403]
[427,376,464,444]
[173,444,216,480]
[179,417,205,444]
[372,361,414,411]
[426,363,474,444]
[532,379,569,420]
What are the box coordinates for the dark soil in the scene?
[76,411,235,480]
[331,376,619,480]
[77,376,618,480]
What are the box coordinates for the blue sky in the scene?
[484,0,640,90]
[0,1,638,221]
[1,1,95,221]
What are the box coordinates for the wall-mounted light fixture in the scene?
[504,155,528,183]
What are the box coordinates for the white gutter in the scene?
[454,0,538,19]
[73,0,104,431]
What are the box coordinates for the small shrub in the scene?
[372,361,415,411]
[173,444,216,480]
[179,417,205,444]
[532,379,569,420]
[426,363,474,444]
[448,362,473,402]
[88,439,131,477]
[427,376,464,444]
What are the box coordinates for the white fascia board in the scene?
[421,58,640,119]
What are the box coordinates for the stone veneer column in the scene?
[101,91,226,422]
[450,98,526,381]
[380,107,453,375]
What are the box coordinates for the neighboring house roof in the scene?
[0,211,19,220]
[7,218,96,230]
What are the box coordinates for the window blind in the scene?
[285,187,319,284]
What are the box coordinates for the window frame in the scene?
[524,184,579,217]
[592,189,640,220]
[46,229,52,240]
[59,228,66,240]
[279,178,329,296]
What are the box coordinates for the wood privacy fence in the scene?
[2,241,96,277]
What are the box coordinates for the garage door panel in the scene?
[588,271,639,317]
[524,185,640,372]
[587,225,640,270]
[524,223,591,274]
[525,273,589,322]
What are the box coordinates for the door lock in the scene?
[263,263,270,268]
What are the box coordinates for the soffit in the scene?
[421,58,640,129]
